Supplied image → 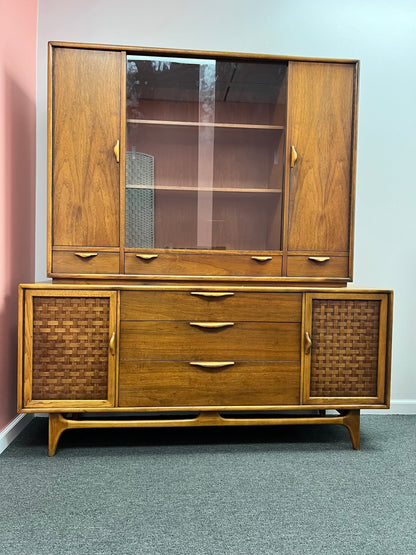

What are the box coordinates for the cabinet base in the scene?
[48,409,360,456]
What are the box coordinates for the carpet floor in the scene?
[1,415,415,555]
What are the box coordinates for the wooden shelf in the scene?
[126,184,282,194]
[127,118,284,131]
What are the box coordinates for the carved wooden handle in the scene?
[190,292,234,298]
[74,252,98,259]
[251,256,272,262]
[189,322,234,329]
[308,256,330,263]
[290,145,298,168]
[114,140,120,163]
[136,254,158,260]
[109,332,116,356]
[305,331,312,355]
[190,362,235,369]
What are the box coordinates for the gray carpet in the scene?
[1,416,415,555]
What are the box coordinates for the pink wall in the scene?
[0,0,37,431]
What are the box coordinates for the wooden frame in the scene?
[46,42,359,284]
[17,284,391,454]
[302,292,391,405]
[18,288,118,410]
[18,284,392,416]
[23,41,391,456]
[48,410,361,457]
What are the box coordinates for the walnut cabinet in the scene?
[48,43,358,283]
[17,42,393,455]
[18,285,392,455]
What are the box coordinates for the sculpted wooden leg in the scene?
[48,413,68,456]
[343,409,360,450]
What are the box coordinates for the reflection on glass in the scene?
[197,61,215,249]
[126,55,287,251]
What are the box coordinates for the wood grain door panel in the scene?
[52,48,121,248]
[287,62,356,252]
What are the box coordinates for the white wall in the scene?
[36,0,416,411]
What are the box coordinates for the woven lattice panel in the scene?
[125,150,154,248]
[310,299,380,397]
[31,296,110,400]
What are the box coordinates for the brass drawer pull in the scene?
[136,254,158,261]
[251,256,272,262]
[113,139,120,163]
[305,331,312,355]
[308,256,330,263]
[191,292,234,298]
[190,322,234,329]
[290,145,298,168]
[109,332,116,356]
[74,252,98,259]
[190,361,235,369]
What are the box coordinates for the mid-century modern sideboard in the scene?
[17,42,393,454]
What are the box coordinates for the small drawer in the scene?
[125,252,282,277]
[287,255,349,278]
[52,250,119,275]
[120,290,302,322]
[118,361,300,407]
[120,321,301,362]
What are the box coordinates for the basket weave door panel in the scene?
[31,296,110,400]
[310,299,380,397]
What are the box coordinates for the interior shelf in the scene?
[125,184,282,194]
[127,118,284,131]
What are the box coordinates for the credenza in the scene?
[18,284,392,455]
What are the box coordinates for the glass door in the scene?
[125,54,287,252]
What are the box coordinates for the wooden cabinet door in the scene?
[286,62,357,254]
[19,289,118,410]
[51,47,122,249]
[302,293,392,406]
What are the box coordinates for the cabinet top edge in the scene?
[47,41,360,64]
[19,283,392,294]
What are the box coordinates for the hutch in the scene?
[17,43,392,454]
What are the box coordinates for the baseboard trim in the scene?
[362,400,416,415]
[0,414,35,455]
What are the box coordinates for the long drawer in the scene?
[120,321,300,361]
[125,252,283,277]
[118,361,300,407]
[120,291,302,322]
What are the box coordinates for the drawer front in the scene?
[118,361,300,407]
[125,252,282,277]
[287,255,349,278]
[120,321,300,361]
[52,250,119,274]
[120,291,302,322]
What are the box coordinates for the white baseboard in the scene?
[0,414,34,455]
[362,400,416,415]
